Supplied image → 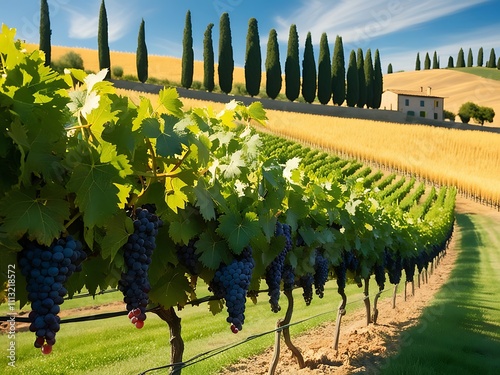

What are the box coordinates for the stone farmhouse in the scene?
[380,87,444,121]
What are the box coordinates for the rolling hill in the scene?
[26,44,500,126]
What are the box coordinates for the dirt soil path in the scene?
[218,196,499,375]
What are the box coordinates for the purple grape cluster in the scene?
[282,264,295,292]
[118,207,162,329]
[385,249,402,285]
[210,247,255,333]
[176,238,200,275]
[403,257,416,283]
[314,251,329,298]
[265,222,293,313]
[299,273,314,305]
[374,262,386,290]
[18,236,86,354]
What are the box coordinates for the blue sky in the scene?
[2,0,499,72]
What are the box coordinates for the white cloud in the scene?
[63,1,135,42]
[275,0,489,46]
[382,24,500,71]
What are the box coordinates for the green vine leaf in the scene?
[158,87,184,118]
[149,268,191,308]
[0,184,69,246]
[100,211,134,262]
[217,211,261,254]
[195,229,232,270]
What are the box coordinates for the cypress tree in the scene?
[317,33,331,105]
[467,48,473,67]
[244,18,261,97]
[457,48,465,68]
[364,49,374,109]
[331,35,345,106]
[477,47,484,67]
[218,12,234,94]
[265,29,281,99]
[98,0,110,79]
[181,10,194,89]
[39,0,51,66]
[447,56,454,68]
[301,32,316,104]
[432,51,439,69]
[285,24,300,101]
[346,50,358,107]
[415,52,421,71]
[372,49,383,109]
[203,23,215,92]
[357,48,366,108]
[424,52,431,69]
[136,19,148,83]
[497,57,500,70]
[487,48,496,68]
[387,63,393,74]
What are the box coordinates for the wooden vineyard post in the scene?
[404,281,407,301]
[333,288,347,351]
[392,284,398,309]
[411,280,415,297]
[153,306,185,375]
[363,278,371,325]
[268,289,305,375]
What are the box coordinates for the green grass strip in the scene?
[380,213,500,375]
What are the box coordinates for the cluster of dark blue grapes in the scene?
[385,249,403,285]
[373,262,386,290]
[282,264,295,292]
[176,238,200,275]
[265,222,292,313]
[344,251,359,273]
[299,274,314,305]
[403,257,416,283]
[334,260,347,292]
[118,207,162,329]
[314,252,329,298]
[210,247,255,333]
[18,236,86,354]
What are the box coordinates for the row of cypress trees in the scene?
[415,47,498,70]
[184,12,383,107]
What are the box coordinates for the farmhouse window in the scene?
[405,99,409,106]
[407,111,415,116]
[420,100,425,107]
[419,111,426,117]
[434,113,438,120]
[434,100,439,108]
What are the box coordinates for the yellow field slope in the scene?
[384,69,500,126]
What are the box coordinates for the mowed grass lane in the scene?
[381,213,500,375]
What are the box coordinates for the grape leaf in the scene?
[158,87,183,118]
[247,101,267,125]
[168,217,201,245]
[208,299,224,315]
[67,159,129,228]
[195,230,232,270]
[149,268,191,308]
[217,212,261,254]
[165,177,188,213]
[100,211,133,262]
[0,184,69,246]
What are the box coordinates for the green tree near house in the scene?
[98,0,111,79]
[265,29,282,99]
[432,51,439,69]
[387,63,393,74]
[364,48,374,108]
[181,10,194,89]
[301,32,316,104]
[357,48,366,108]
[317,33,331,105]
[203,23,215,92]
[136,19,148,83]
[285,24,300,101]
[331,35,345,106]
[456,48,465,68]
[487,48,497,68]
[477,47,484,66]
[218,12,234,94]
[447,56,454,68]
[39,0,51,66]
[244,18,262,97]
[346,50,358,107]
[458,102,495,125]
[415,52,421,70]
[424,52,431,70]
[372,49,383,109]
[467,48,473,67]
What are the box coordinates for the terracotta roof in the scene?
[384,89,445,98]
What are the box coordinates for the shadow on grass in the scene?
[379,214,500,375]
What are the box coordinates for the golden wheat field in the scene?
[118,88,500,206]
